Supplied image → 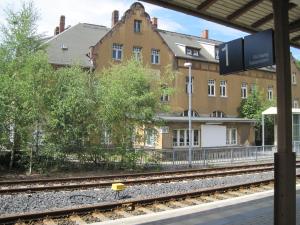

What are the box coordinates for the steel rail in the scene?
[0,175,299,224]
[1,165,299,194]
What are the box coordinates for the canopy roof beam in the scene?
[227,0,264,21]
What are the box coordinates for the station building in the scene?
[45,2,300,149]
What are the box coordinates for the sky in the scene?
[0,0,300,59]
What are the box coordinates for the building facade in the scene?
[46,2,300,149]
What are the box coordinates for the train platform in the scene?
[93,185,300,225]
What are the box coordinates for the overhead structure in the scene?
[140,1,299,225]
[140,0,300,48]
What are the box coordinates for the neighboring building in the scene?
[45,2,300,149]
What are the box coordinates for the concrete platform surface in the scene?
[93,185,300,225]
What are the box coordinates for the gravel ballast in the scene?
[1,170,299,216]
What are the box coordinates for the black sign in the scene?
[244,29,274,70]
[219,38,244,75]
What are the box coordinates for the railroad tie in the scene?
[92,212,110,221]
[171,201,189,207]
[116,210,132,218]
[43,219,57,225]
[200,196,218,202]
[69,215,87,225]
[156,204,171,211]
[184,198,203,205]
[225,191,244,197]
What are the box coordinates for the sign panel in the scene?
[219,38,244,75]
[244,29,275,70]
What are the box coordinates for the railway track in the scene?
[1,162,300,194]
[1,175,299,224]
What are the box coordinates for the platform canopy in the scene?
[262,106,300,115]
[140,0,300,48]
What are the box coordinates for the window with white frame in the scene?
[294,99,299,108]
[112,43,123,60]
[145,129,155,146]
[215,46,219,60]
[241,82,247,99]
[292,72,297,85]
[134,20,142,33]
[102,129,112,145]
[210,111,225,118]
[181,110,199,117]
[226,128,237,145]
[151,49,160,64]
[185,76,194,94]
[160,84,169,102]
[133,47,142,61]
[173,129,200,147]
[208,79,215,96]
[220,80,227,97]
[267,86,273,100]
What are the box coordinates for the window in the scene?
[133,47,142,61]
[210,111,225,118]
[215,46,219,60]
[208,80,215,96]
[112,43,123,60]
[220,80,227,97]
[226,128,237,145]
[186,47,200,57]
[134,20,142,32]
[267,86,273,100]
[151,49,160,64]
[173,129,200,147]
[292,72,297,85]
[181,110,199,117]
[250,83,256,94]
[241,82,247,99]
[145,129,155,146]
[185,76,194,94]
[102,129,112,145]
[160,84,169,102]
[294,100,299,108]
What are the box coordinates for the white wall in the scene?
[201,125,226,147]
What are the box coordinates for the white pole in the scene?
[184,62,192,167]
[262,114,265,152]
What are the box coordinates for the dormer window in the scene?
[215,46,219,60]
[186,47,200,57]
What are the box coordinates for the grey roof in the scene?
[158,116,256,123]
[45,23,109,68]
[158,29,222,63]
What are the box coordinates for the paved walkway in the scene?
[94,185,300,225]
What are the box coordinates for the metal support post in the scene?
[273,1,296,225]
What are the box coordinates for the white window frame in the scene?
[173,129,200,147]
[215,47,219,60]
[112,43,123,61]
[102,129,112,145]
[294,100,299,108]
[226,128,237,145]
[267,86,273,100]
[292,72,297,85]
[134,20,142,33]
[185,76,194,94]
[145,129,155,147]
[220,80,227,97]
[208,79,215,96]
[160,85,169,102]
[151,49,160,64]
[133,47,142,61]
[241,82,247,99]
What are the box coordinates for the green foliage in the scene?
[296,60,300,69]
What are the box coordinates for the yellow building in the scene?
[46,2,300,149]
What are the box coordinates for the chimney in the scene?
[201,29,209,39]
[111,10,119,27]
[54,26,59,35]
[152,17,158,29]
[59,15,65,33]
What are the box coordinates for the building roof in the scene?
[45,23,110,68]
[158,116,256,123]
[140,0,300,49]
[158,29,221,63]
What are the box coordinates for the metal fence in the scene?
[138,145,300,167]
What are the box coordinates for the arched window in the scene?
[181,110,199,117]
[210,111,225,118]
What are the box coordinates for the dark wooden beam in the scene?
[197,0,218,11]
[227,0,264,21]
[289,19,300,33]
[251,3,296,28]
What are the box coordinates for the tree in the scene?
[296,59,300,69]
[98,59,173,149]
[0,1,50,170]
[239,87,275,145]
